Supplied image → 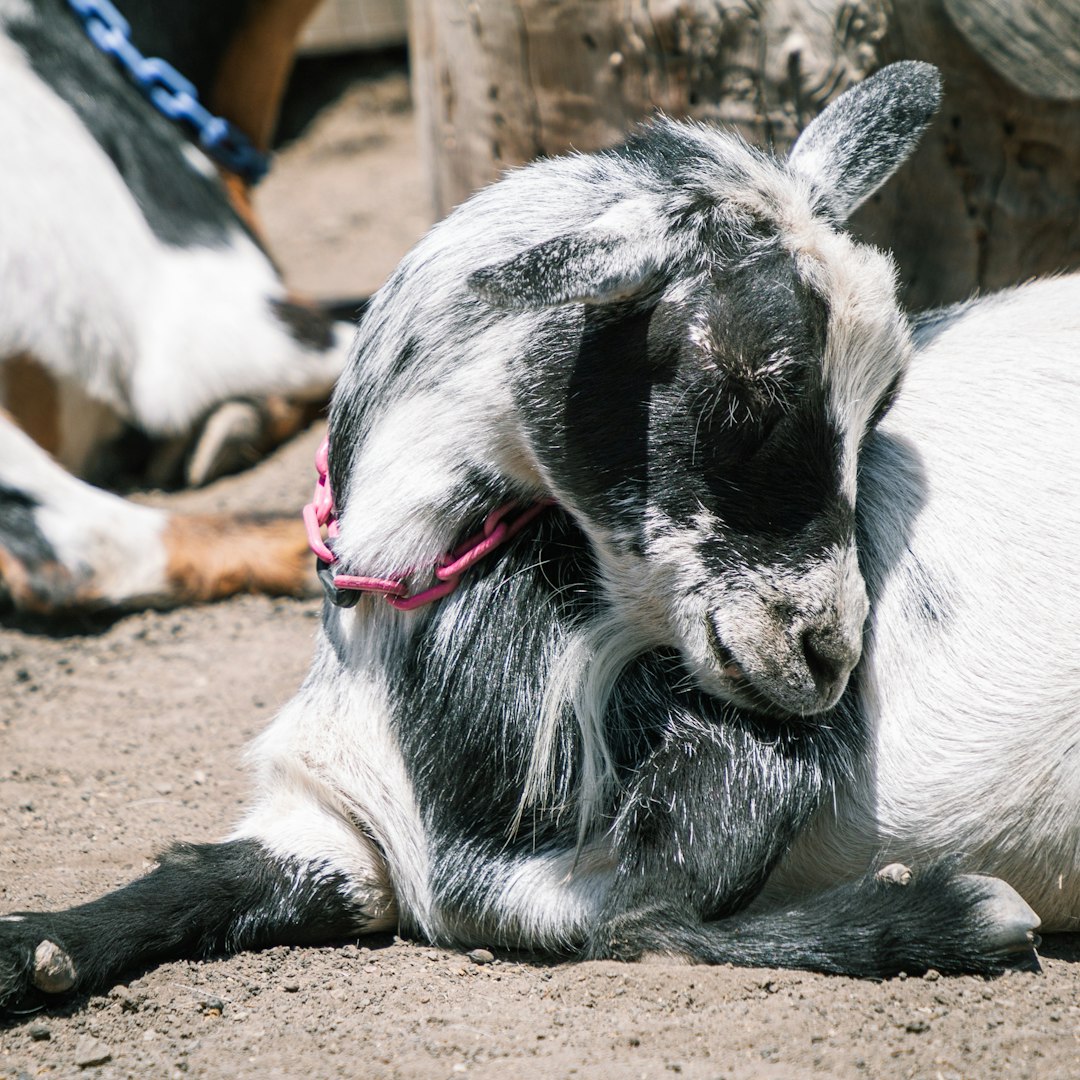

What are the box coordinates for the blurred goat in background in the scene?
[0,0,358,614]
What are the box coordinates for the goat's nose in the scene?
[799,627,861,695]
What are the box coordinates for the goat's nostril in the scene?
[800,630,851,692]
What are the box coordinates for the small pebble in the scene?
[108,985,141,1012]
[74,1035,112,1067]
[28,1024,51,1041]
[923,968,941,982]
[283,981,300,993]
[200,995,225,1016]
[467,948,494,965]
[905,1019,930,1034]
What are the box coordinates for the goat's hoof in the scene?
[1,918,71,1007]
[31,940,76,993]
[963,874,1042,957]
[186,401,264,487]
[875,862,913,886]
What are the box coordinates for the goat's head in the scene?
[468,62,941,718]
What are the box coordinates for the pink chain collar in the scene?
[303,436,554,611]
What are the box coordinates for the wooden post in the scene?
[409,0,1080,307]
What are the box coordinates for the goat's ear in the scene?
[467,199,669,310]
[788,61,942,221]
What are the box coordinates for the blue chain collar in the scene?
[65,0,270,184]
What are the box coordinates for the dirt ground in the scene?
[3,60,1080,1080]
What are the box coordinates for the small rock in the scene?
[283,981,300,993]
[28,1024,51,1041]
[905,1019,930,1034]
[923,968,941,982]
[74,1035,113,1067]
[467,948,494,965]
[192,770,207,786]
[200,995,225,1016]
[109,985,142,1012]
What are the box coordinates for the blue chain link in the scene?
[66,0,270,183]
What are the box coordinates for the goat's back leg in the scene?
[0,790,395,1008]
[585,717,1041,977]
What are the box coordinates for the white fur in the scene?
[0,415,170,604]
[485,843,615,949]
[235,615,445,939]
[0,20,352,439]
[770,274,1080,929]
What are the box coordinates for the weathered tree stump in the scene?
[409,0,1080,307]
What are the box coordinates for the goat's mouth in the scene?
[706,624,747,683]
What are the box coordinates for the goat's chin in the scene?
[738,673,850,719]
[686,652,850,720]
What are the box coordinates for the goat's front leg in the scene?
[585,714,1041,977]
[0,801,395,1009]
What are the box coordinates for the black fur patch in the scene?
[508,242,847,566]
[270,298,336,351]
[0,839,369,1006]
[390,511,603,860]
[386,502,853,942]
[10,0,246,248]
[587,858,1038,977]
[120,0,252,101]
[0,486,58,568]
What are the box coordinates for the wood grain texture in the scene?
[943,0,1080,101]
[410,0,1080,307]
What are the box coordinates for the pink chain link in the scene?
[303,436,554,611]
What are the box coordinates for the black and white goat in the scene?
[0,0,353,612]
[2,60,1066,1002]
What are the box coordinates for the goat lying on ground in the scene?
[0,0,354,613]
[2,60,1068,1002]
